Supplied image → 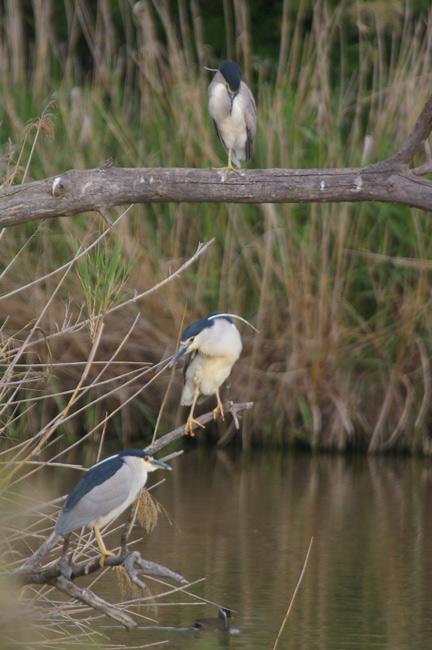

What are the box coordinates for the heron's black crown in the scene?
[219,60,241,92]
[181,312,233,340]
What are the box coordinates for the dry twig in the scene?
[272,537,314,650]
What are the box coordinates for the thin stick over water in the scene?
[272,537,314,650]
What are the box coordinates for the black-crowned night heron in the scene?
[207,60,257,179]
[193,608,234,632]
[169,312,242,436]
[55,450,171,566]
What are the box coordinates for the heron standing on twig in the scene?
[170,312,243,436]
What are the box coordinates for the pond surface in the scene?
[94,448,432,650]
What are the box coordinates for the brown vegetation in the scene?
[1,1,432,458]
[1,0,432,642]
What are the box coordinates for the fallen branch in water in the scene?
[13,496,187,630]
[12,400,254,628]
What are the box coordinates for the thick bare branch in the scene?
[122,551,186,590]
[1,94,431,224]
[15,531,61,573]
[1,164,432,227]
[16,545,186,587]
[384,92,432,167]
[54,575,136,629]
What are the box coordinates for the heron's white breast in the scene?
[198,319,242,362]
[209,84,248,156]
[181,320,242,403]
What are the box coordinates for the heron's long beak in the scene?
[149,458,172,471]
[228,90,234,114]
[169,342,189,368]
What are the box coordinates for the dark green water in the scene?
[89,449,432,650]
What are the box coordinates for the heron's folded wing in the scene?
[241,81,257,162]
[55,458,131,535]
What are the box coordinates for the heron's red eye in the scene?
[189,337,195,342]
[144,456,149,461]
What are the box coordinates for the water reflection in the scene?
[96,449,432,650]
[11,447,432,649]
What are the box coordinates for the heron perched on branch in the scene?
[55,450,172,566]
[170,312,243,436]
[207,60,257,179]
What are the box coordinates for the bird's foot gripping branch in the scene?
[12,449,180,629]
[14,529,187,630]
[12,401,253,628]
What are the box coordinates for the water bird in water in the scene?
[193,608,234,632]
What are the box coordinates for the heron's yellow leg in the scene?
[185,416,206,436]
[185,388,206,436]
[213,390,225,421]
[212,149,241,181]
[94,523,115,567]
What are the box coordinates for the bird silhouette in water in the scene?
[192,607,234,632]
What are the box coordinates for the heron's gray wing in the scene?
[211,118,229,154]
[55,460,132,535]
[62,455,123,510]
[240,81,257,162]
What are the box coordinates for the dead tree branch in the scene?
[1,94,432,226]
[17,543,186,588]
[145,400,254,454]
[383,92,432,168]
[54,576,136,629]
[12,400,253,627]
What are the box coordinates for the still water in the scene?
[92,448,432,650]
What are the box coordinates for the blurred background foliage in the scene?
[1,0,432,452]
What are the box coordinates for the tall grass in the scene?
[0,0,432,456]
[1,1,432,642]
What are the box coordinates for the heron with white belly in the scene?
[55,450,172,566]
[207,60,257,179]
[169,312,243,436]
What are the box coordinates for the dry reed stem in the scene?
[272,537,314,650]
[1,235,215,484]
[0,0,430,570]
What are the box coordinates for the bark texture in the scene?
[1,94,432,226]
